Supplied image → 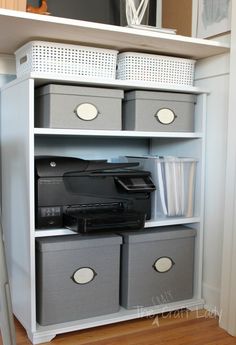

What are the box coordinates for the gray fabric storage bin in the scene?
[119,226,196,309]
[36,234,122,325]
[35,84,124,130]
[122,91,196,132]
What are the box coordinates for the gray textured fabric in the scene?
[119,227,196,309]
[123,91,196,132]
[36,234,122,325]
[35,84,123,130]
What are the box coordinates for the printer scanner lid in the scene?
[35,156,139,178]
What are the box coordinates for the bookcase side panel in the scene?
[1,78,36,332]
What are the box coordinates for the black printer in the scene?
[35,156,156,233]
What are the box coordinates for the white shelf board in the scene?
[36,298,204,336]
[34,217,201,237]
[1,74,209,94]
[35,228,74,238]
[34,128,203,139]
[0,9,229,59]
[145,216,201,227]
[31,74,209,94]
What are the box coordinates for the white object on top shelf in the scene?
[117,52,195,86]
[125,0,150,26]
[128,24,176,35]
[0,8,230,59]
[15,40,196,87]
[15,41,118,80]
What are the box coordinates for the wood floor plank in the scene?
[1,310,236,345]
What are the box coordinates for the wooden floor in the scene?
[1,310,236,345]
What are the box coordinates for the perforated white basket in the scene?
[15,41,118,80]
[117,52,195,86]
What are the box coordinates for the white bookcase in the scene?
[0,9,230,345]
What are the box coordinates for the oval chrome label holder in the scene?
[155,108,176,125]
[72,267,97,284]
[74,103,99,121]
[153,257,175,273]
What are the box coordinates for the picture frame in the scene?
[196,0,232,38]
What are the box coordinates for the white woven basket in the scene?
[15,41,118,80]
[117,52,195,86]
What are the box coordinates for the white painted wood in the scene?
[31,74,208,94]
[1,77,207,343]
[0,10,214,341]
[26,331,56,345]
[146,217,201,227]
[195,53,230,81]
[193,37,230,315]
[196,73,229,313]
[203,283,221,312]
[34,128,203,139]
[0,8,229,58]
[1,79,36,333]
[34,217,201,238]
[33,298,204,343]
[220,1,236,336]
[188,94,207,302]
[0,224,16,345]
[2,73,210,94]
[35,229,76,238]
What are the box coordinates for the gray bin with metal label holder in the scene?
[35,84,124,130]
[119,226,196,309]
[122,91,196,132]
[36,234,122,325]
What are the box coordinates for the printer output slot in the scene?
[63,210,146,233]
[64,201,129,214]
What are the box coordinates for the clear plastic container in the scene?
[126,155,197,219]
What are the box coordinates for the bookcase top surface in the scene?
[0,9,230,59]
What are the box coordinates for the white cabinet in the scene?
[0,9,230,345]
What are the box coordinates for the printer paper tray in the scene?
[63,210,145,233]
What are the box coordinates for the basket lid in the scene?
[36,234,122,252]
[119,226,196,244]
[124,90,197,103]
[36,84,124,99]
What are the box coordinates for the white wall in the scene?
[0,54,15,76]
[219,1,236,335]
[195,52,229,312]
[191,0,231,312]
[0,55,15,88]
